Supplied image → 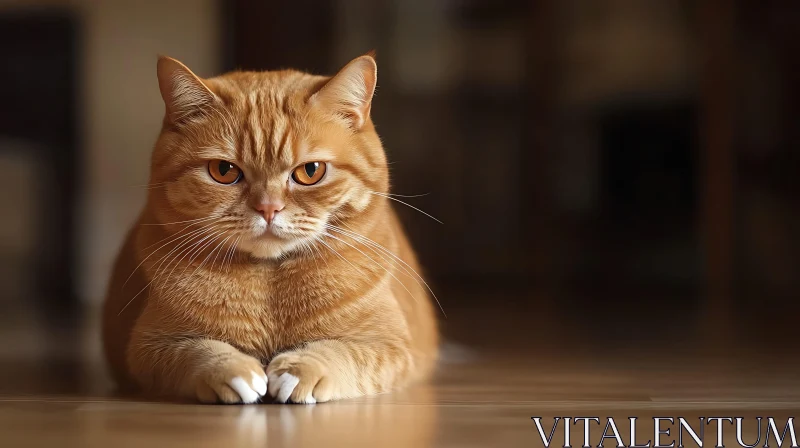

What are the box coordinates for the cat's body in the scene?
[102,55,438,404]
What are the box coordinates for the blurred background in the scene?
[0,0,798,390]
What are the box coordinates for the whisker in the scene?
[152,227,217,277]
[308,241,321,270]
[153,227,221,287]
[138,218,217,252]
[140,214,221,226]
[117,226,216,315]
[313,237,331,269]
[225,236,240,272]
[296,240,316,268]
[221,235,238,273]
[194,233,234,276]
[150,226,222,292]
[117,280,152,316]
[122,221,219,288]
[317,238,366,278]
[323,232,419,305]
[382,192,430,198]
[327,223,446,317]
[169,228,227,281]
[325,225,415,282]
[225,236,243,273]
[184,228,228,270]
[368,191,443,224]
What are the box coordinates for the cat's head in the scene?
[148,54,388,260]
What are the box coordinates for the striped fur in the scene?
[102,55,439,404]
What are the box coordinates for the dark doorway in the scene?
[0,11,80,318]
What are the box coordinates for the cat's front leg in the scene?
[128,319,268,404]
[266,337,412,403]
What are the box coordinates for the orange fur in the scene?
[102,55,439,404]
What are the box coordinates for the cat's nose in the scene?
[255,201,285,225]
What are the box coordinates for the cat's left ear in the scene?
[311,53,377,130]
[157,55,218,125]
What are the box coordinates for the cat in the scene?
[102,53,439,404]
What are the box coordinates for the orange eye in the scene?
[292,162,327,186]
[208,160,243,185]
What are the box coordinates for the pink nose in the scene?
[255,201,285,225]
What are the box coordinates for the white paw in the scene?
[267,372,316,404]
[228,372,268,404]
[196,358,268,404]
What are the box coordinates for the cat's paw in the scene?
[266,352,336,404]
[194,352,268,404]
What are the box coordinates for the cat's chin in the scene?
[238,235,301,260]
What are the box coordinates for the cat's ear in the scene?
[157,55,217,125]
[312,53,377,130]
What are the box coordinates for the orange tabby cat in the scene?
[102,54,439,404]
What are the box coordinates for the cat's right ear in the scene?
[157,55,217,125]
[311,54,377,130]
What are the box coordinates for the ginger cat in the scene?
[102,54,439,404]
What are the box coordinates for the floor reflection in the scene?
[3,296,800,446]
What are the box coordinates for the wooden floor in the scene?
[1,293,799,448]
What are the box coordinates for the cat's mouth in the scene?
[240,232,291,260]
[257,223,306,244]
[248,217,313,252]
[257,227,284,240]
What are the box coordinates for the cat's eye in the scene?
[208,160,243,185]
[291,162,327,186]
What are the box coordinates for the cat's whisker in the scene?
[170,228,228,280]
[381,192,430,198]
[153,229,219,287]
[117,226,217,315]
[222,235,240,273]
[220,239,233,273]
[122,221,219,289]
[183,234,224,278]
[151,226,223,290]
[180,229,227,275]
[308,241,321,270]
[307,239,322,263]
[326,224,446,317]
[303,235,329,270]
[226,236,242,273]
[325,225,416,283]
[329,227,417,280]
[118,278,153,316]
[314,237,331,269]
[368,191,443,224]
[322,232,419,305]
[195,232,234,276]
[210,236,233,271]
[317,238,367,279]
[232,236,243,269]
[150,228,217,282]
[138,218,218,253]
[325,224,412,278]
[334,224,422,274]
[332,222,422,279]
[296,240,316,268]
[140,214,221,227]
